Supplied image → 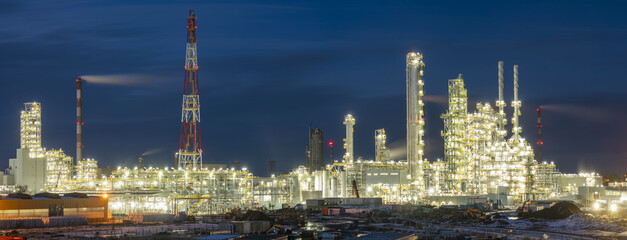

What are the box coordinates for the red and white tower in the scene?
[76,77,84,165]
[178,10,202,170]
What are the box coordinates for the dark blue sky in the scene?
[1,0,626,175]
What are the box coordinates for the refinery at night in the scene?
[0,4,626,240]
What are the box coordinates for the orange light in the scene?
[102,193,108,199]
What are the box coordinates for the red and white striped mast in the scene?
[178,10,202,170]
[76,77,84,166]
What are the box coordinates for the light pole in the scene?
[329,140,334,163]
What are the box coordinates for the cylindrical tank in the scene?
[308,128,324,172]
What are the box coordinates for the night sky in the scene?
[1,0,626,176]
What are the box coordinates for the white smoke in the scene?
[388,139,407,160]
[142,148,164,156]
[80,74,165,86]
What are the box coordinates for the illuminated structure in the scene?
[21,102,44,158]
[45,150,73,189]
[76,158,98,181]
[435,64,539,200]
[6,41,606,213]
[406,52,425,189]
[343,114,355,163]
[178,10,203,170]
[535,161,559,198]
[441,74,468,194]
[375,129,390,162]
[506,65,536,200]
[5,103,74,193]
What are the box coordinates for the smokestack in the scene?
[537,107,543,162]
[76,77,83,166]
[512,65,521,135]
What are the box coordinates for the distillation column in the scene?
[375,129,390,162]
[441,74,468,194]
[511,65,521,136]
[508,65,536,200]
[343,114,355,163]
[178,10,203,170]
[496,61,507,139]
[406,52,425,190]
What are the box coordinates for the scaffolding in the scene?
[45,150,73,190]
[441,74,469,194]
[20,102,44,158]
[468,103,499,195]
[76,159,98,182]
[535,161,560,199]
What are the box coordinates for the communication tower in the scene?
[178,10,203,170]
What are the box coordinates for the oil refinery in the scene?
[0,9,625,240]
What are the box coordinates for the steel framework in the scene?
[21,102,44,158]
[178,10,202,170]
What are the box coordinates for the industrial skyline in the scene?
[1,1,626,176]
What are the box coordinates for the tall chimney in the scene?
[76,77,83,166]
[537,107,543,162]
[139,154,144,169]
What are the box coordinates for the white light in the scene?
[593,202,600,210]
[609,204,617,212]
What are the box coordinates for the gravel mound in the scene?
[530,201,581,219]
[63,192,88,198]
[239,210,273,221]
[34,192,60,199]
[7,193,32,199]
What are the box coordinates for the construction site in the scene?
[0,10,625,240]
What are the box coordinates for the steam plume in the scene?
[142,148,164,156]
[423,95,447,105]
[80,74,165,86]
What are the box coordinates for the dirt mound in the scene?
[239,210,273,221]
[530,201,582,220]
[34,192,60,199]
[63,192,88,198]
[7,193,32,199]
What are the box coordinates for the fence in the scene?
[452,225,598,240]
[1,223,220,238]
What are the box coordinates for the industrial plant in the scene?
[0,9,624,240]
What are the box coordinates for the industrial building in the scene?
[0,11,620,218]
